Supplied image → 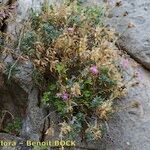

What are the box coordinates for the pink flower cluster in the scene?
[56,92,69,101]
[67,27,74,33]
[90,66,99,75]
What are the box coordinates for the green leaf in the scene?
[4,118,22,135]
[20,31,37,54]
[56,63,66,74]
[54,100,66,115]
[99,74,116,87]
[84,77,93,85]
[42,91,51,105]
[49,84,57,91]
[91,96,103,108]
[83,90,92,98]
[100,67,109,75]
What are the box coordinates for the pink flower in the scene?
[121,58,129,69]
[61,93,69,101]
[67,28,74,32]
[90,66,99,75]
[56,92,69,101]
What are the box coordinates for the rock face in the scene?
[17,0,60,21]
[21,88,46,141]
[83,0,150,70]
[106,0,150,70]
[0,0,8,5]
[104,57,150,150]
[0,75,28,119]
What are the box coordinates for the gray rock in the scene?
[21,88,46,141]
[106,0,150,70]
[17,0,61,22]
[0,133,23,150]
[0,0,8,5]
[0,0,47,146]
[104,57,150,150]
[86,0,150,69]
[0,60,46,148]
[0,75,28,118]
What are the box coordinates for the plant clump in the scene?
[20,1,126,141]
[3,117,22,136]
[0,110,22,136]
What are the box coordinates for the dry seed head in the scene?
[96,101,113,120]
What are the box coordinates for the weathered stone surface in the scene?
[17,0,61,21]
[106,0,150,70]
[0,75,28,118]
[0,55,46,140]
[0,41,45,150]
[0,61,46,149]
[0,133,33,150]
[21,88,46,141]
[104,57,150,150]
[0,0,8,5]
[85,0,150,69]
